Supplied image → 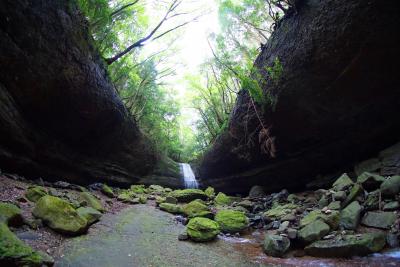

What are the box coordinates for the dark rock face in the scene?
[199,0,400,193]
[0,0,156,185]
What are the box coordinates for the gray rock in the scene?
[305,232,386,257]
[278,221,290,232]
[340,201,361,230]
[287,228,297,239]
[361,211,397,229]
[298,220,330,244]
[357,172,385,191]
[342,183,363,208]
[333,191,346,201]
[386,233,399,248]
[383,201,399,211]
[263,234,290,257]
[332,174,354,191]
[354,158,381,176]
[327,201,341,210]
[380,176,400,197]
[248,186,266,198]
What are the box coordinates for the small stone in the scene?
[278,221,290,232]
[323,234,335,240]
[298,220,330,244]
[178,232,189,241]
[287,228,297,239]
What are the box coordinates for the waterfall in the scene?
[180,163,198,189]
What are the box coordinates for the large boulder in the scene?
[339,201,361,230]
[199,0,400,194]
[380,175,400,197]
[0,0,156,187]
[182,201,211,218]
[169,189,207,203]
[186,217,220,242]
[305,232,386,257]
[77,207,102,225]
[298,220,330,244]
[263,234,290,257]
[214,210,248,233]
[356,172,385,191]
[0,223,49,266]
[79,192,104,212]
[300,210,340,230]
[32,195,87,235]
[361,211,397,229]
[0,202,23,227]
[159,203,183,214]
[214,192,234,206]
[25,186,47,202]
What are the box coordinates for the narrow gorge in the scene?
[0,0,399,266]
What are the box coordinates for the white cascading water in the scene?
[180,163,199,189]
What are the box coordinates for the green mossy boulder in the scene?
[263,234,290,257]
[186,217,220,242]
[340,201,361,230]
[327,201,341,210]
[300,210,340,230]
[164,196,178,204]
[101,184,114,198]
[214,192,233,206]
[305,232,386,257]
[155,196,166,205]
[214,210,248,233]
[77,207,102,225]
[263,203,298,221]
[32,195,87,235]
[361,211,397,229]
[169,189,207,202]
[148,185,167,195]
[383,201,399,211]
[204,187,215,199]
[79,192,104,212]
[182,200,209,218]
[298,220,330,244]
[130,185,146,194]
[159,203,183,214]
[0,202,23,227]
[139,195,147,204]
[25,186,47,202]
[342,183,363,208]
[332,174,354,191]
[0,223,46,266]
[357,172,385,191]
[380,175,400,197]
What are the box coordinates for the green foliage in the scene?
[266,57,283,84]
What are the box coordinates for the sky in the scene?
[142,0,221,134]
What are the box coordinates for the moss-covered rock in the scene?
[148,185,167,195]
[300,210,340,229]
[169,189,207,202]
[79,192,104,212]
[305,232,386,257]
[204,187,215,199]
[380,175,400,197]
[159,203,183,214]
[25,186,47,202]
[186,217,220,242]
[164,196,178,204]
[182,200,209,218]
[0,202,23,227]
[33,195,87,235]
[139,195,147,204]
[357,172,385,191]
[263,234,290,257]
[364,190,379,210]
[342,183,363,208]
[361,211,397,229]
[130,184,146,194]
[77,207,102,225]
[155,196,166,205]
[101,184,114,198]
[214,210,248,233]
[298,220,330,244]
[263,203,298,221]
[214,192,234,206]
[340,201,361,230]
[0,223,46,266]
[332,173,354,191]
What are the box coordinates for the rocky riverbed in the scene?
[0,172,399,266]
